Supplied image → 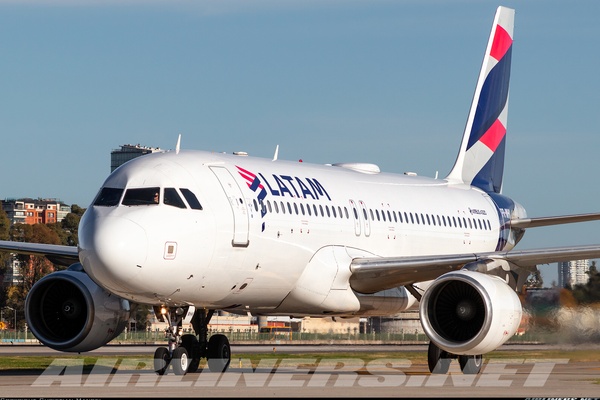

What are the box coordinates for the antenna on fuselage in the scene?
[273,144,279,161]
[175,134,181,154]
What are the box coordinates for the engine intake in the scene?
[25,264,131,352]
[420,270,522,355]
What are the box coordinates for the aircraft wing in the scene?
[0,240,79,267]
[349,244,600,293]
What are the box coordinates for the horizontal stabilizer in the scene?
[510,212,600,229]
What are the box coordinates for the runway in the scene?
[1,344,599,397]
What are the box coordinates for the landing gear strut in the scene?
[427,341,483,375]
[152,306,231,375]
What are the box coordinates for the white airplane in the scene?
[2,5,600,376]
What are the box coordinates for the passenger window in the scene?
[180,188,203,210]
[164,188,187,209]
[94,187,124,207]
[122,187,161,206]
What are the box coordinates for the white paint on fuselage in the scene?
[78,150,507,315]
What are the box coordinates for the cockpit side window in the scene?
[122,187,161,206]
[93,187,124,206]
[164,188,187,209]
[180,188,203,210]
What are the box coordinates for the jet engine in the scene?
[25,264,131,352]
[419,270,522,355]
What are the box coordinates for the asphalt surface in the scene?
[0,344,599,398]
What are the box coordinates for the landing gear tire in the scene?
[172,346,189,376]
[181,334,201,373]
[427,341,450,374]
[207,334,231,373]
[154,346,170,375]
[459,354,483,374]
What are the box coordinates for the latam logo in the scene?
[236,165,332,206]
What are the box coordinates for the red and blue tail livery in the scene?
[446,6,514,194]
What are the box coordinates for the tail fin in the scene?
[445,6,514,194]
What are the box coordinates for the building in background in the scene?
[111,144,164,172]
[1,198,69,226]
[558,259,590,288]
[1,198,72,287]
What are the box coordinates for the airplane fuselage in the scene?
[78,150,523,315]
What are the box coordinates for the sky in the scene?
[1,0,599,287]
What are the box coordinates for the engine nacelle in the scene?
[420,270,522,355]
[25,264,131,352]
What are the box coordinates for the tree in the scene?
[0,206,84,328]
[525,269,544,288]
[571,262,600,305]
[0,210,10,303]
[132,304,153,331]
[45,205,86,247]
[0,209,9,240]
[10,224,61,299]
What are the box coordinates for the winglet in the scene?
[445,6,514,194]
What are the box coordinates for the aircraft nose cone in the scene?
[80,215,148,294]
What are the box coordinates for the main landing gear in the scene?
[427,341,483,375]
[152,306,231,376]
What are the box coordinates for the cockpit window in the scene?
[93,187,124,206]
[164,188,187,209]
[122,187,160,206]
[180,188,203,210]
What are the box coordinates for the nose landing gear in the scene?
[152,306,231,375]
